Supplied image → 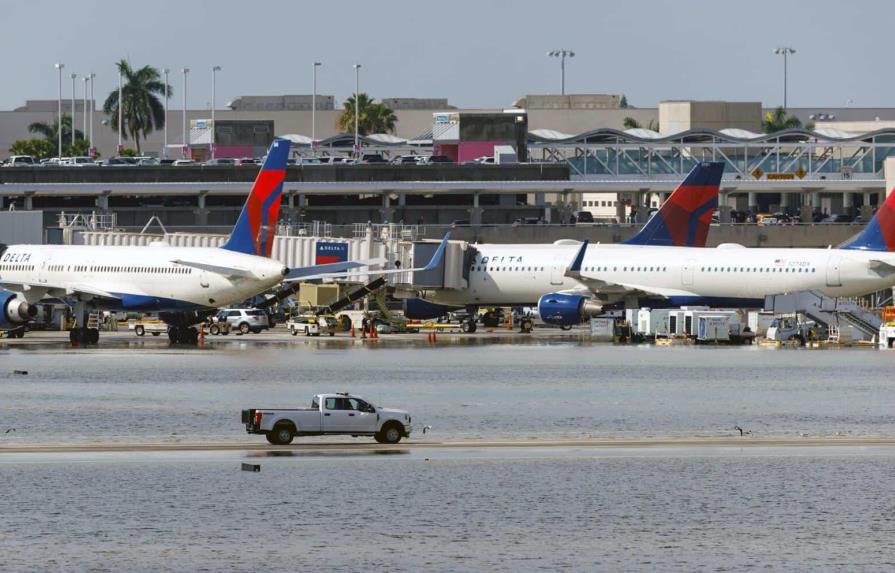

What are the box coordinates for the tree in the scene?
[619,94,628,109]
[623,117,659,131]
[9,138,56,160]
[28,114,84,148]
[762,106,803,133]
[103,59,170,154]
[337,93,398,135]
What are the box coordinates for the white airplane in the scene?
[0,138,448,344]
[405,187,895,330]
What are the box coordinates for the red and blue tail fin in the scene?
[623,161,723,247]
[843,189,895,251]
[221,138,291,257]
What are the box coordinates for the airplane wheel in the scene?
[87,329,99,344]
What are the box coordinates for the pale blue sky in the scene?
[1,0,891,111]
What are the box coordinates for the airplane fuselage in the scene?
[0,244,286,311]
[423,243,895,308]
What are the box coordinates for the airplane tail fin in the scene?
[221,138,291,257]
[843,189,895,251]
[623,161,724,247]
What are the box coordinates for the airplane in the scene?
[0,138,448,345]
[401,161,725,330]
[404,186,895,330]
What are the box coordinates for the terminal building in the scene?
[5,94,895,239]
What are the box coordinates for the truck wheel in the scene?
[290,327,297,336]
[135,325,145,336]
[375,423,403,444]
[269,424,294,445]
[239,322,250,335]
[210,324,220,336]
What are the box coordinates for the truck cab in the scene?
[242,393,413,445]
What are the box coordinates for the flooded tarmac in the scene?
[4,331,895,570]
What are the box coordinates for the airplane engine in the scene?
[402,298,456,320]
[1,290,36,329]
[537,293,602,327]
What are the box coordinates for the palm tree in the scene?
[103,60,170,154]
[762,106,803,133]
[338,93,398,135]
[28,114,84,145]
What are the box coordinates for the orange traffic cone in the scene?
[350,326,356,338]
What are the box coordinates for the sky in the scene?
[2,0,893,111]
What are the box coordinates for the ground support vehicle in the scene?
[242,393,413,445]
[129,319,167,337]
[287,314,335,336]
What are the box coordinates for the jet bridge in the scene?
[764,291,881,341]
[399,240,474,290]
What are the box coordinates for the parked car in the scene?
[136,157,160,166]
[820,213,854,224]
[241,392,414,444]
[204,158,237,166]
[104,157,138,166]
[417,155,453,165]
[4,155,35,167]
[571,210,595,224]
[464,156,495,165]
[392,155,421,165]
[173,159,198,166]
[361,153,387,164]
[218,308,270,334]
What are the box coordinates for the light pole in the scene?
[82,76,88,146]
[773,46,796,110]
[163,68,170,158]
[547,49,575,95]
[312,62,321,152]
[182,67,190,158]
[353,63,361,158]
[69,73,77,147]
[54,63,64,159]
[88,73,95,156]
[211,65,221,160]
[117,69,123,154]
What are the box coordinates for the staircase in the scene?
[764,291,881,341]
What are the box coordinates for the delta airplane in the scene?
[0,138,447,344]
[405,169,895,331]
[403,161,724,329]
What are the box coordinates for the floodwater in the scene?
[4,336,895,570]
[1,339,895,443]
[4,447,895,571]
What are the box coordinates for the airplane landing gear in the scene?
[69,327,99,345]
[167,326,200,345]
[461,319,477,333]
[69,301,99,346]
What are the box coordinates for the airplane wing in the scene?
[283,258,387,282]
[561,240,692,300]
[171,259,257,279]
[283,233,451,283]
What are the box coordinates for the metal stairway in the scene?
[764,291,881,341]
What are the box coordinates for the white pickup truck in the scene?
[241,393,413,445]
